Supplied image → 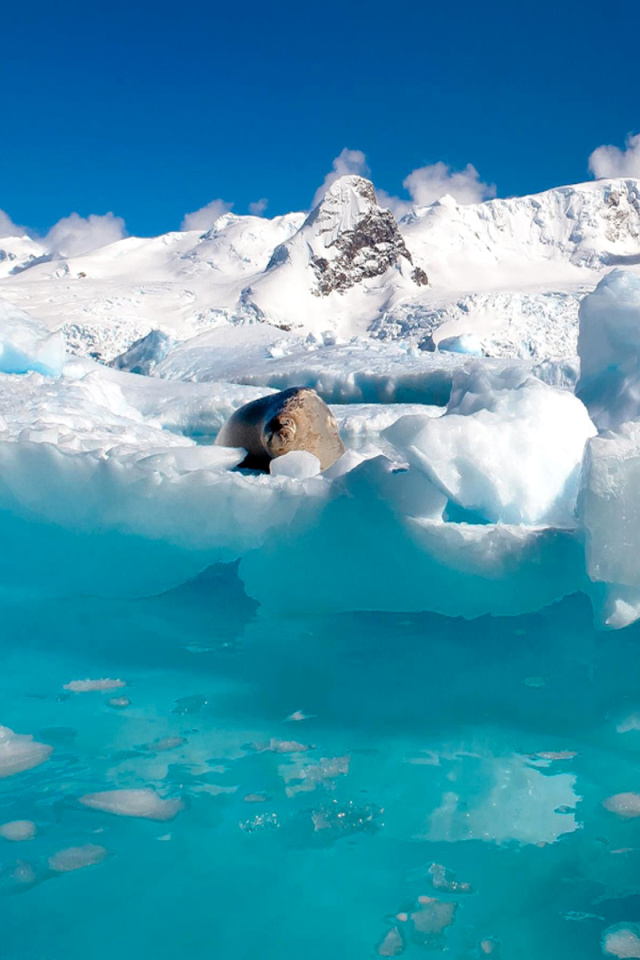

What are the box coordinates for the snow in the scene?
[79,789,184,821]
[2,177,639,368]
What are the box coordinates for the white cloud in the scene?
[589,133,640,179]
[45,212,126,257]
[249,198,268,217]
[312,148,370,207]
[181,199,233,232]
[375,189,413,219]
[379,162,496,217]
[0,209,28,239]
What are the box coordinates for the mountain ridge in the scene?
[1,175,638,365]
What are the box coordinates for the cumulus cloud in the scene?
[181,199,234,232]
[0,209,28,239]
[249,198,268,217]
[379,162,496,217]
[589,133,640,179]
[312,148,370,207]
[45,212,126,257]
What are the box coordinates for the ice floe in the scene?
[0,820,36,841]
[0,726,53,778]
[63,677,126,692]
[79,789,184,820]
[48,844,108,873]
[602,924,640,958]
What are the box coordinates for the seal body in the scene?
[216,387,345,471]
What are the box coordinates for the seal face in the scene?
[216,387,345,471]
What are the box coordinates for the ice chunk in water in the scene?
[407,898,457,948]
[0,726,53,778]
[48,844,108,873]
[0,820,36,841]
[79,789,184,821]
[602,793,640,818]
[376,927,404,956]
[384,370,596,524]
[602,923,640,958]
[63,678,126,692]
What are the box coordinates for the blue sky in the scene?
[2,0,639,237]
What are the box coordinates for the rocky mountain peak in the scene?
[301,176,428,295]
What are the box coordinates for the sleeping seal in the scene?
[216,387,345,471]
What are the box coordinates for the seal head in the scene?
[216,387,345,471]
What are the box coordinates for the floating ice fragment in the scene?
[0,726,53,778]
[311,799,382,838]
[79,789,184,821]
[63,678,125,692]
[377,926,405,956]
[602,923,640,958]
[617,714,640,733]
[524,676,547,688]
[0,820,36,841]
[8,859,38,887]
[603,793,640,819]
[141,737,187,753]
[243,793,270,803]
[107,696,131,709]
[409,897,457,947]
[563,911,604,921]
[286,710,315,722]
[240,812,279,833]
[281,755,350,797]
[268,738,312,754]
[48,844,108,873]
[480,938,500,955]
[428,862,473,893]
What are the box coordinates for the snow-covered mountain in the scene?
[1,175,639,365]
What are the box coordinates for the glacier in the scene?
[2,175,640,959]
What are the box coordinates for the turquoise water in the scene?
[2,567,640,958]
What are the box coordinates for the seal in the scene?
[215,387,345,471]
